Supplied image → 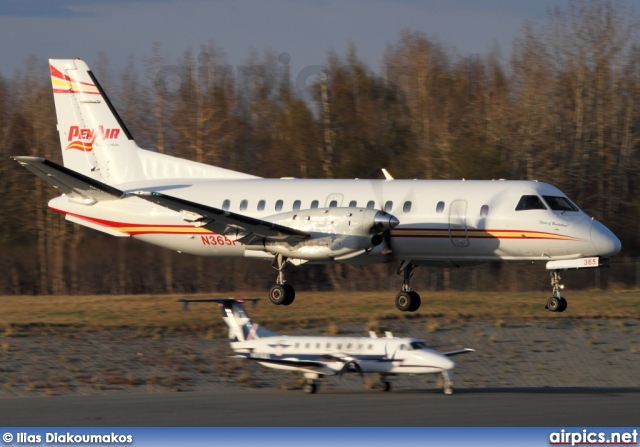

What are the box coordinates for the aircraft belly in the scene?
[134,234,246,257]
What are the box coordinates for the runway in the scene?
[1,387,637,426]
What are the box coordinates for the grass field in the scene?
[2,291,640,335]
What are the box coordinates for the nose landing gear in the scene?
[546,270,568,312]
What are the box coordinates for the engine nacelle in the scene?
[246,207,399,261]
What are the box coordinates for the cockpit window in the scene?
[542,196,579,212]
[409,341,428,350]
[515,195,547,211]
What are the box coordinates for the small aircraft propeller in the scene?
[338,360,364,379]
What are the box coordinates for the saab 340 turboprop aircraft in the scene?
[14,59,621,312]
[182,297,474,394]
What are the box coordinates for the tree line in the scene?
[0,0,638,295]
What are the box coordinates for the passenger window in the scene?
[516,195,547,211]
[542,196,579,212]
[366,200,375,209]
[316,343,321,349]
[305,343,310,349]
[257,200,265,211]
[275,200,283,211]
[222,199,230,210]
[384,201,393,212]
[349,200,357,207]
[403,201,412,213]
[311,200,319,209]
[293,200,301,211]
[480,205,489,217]
[329,200,338,208]
[240,199,248,211]
[368,344,373,350]
[436,201,445,213]
[326,343,332,349]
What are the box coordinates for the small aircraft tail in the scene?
[49,58,259,185]
[180,298,276,342]
[50,58,143,185]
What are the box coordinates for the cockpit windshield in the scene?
[409,341,429,350]
[542,196,579,212]
[515,195,547,211]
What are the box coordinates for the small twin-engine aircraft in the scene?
[181,297,473,394]
[14,59,621,312]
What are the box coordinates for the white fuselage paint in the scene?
[49,177,620,266]
[232,335,455,376]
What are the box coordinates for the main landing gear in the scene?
[545,270,568,313]
[269,254,295,306]
[395,262,421,312]
[303,372,321,394]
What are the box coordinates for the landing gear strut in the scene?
[303,372,320,394]
[395,262,421,312]
[546,270,568,313]
[442,371,453,395]
[269,254,295,306]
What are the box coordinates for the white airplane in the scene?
[181,297,473,394]
[14,58,621,312]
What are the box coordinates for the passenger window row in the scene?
[221,199,414,213]
[221,199,491,216]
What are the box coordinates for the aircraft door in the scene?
[325,193,343,208]
[449,200,469,247]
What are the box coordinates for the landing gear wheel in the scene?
[282,284,296,306]
[557,297,567,313]
[381,381,391,392]
[408,291,421,312]
[303,382,317,394]
[546,296,560,312]
[269,284,287,305]
[395,291,420,312]
[395,292,412,312]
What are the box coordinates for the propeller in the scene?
[338,360,364,379]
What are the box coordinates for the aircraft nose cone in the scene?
[591,220,621,257]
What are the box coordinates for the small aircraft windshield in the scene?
[410,341,429,350]
[542,196,579,212]
[515,195,547,211]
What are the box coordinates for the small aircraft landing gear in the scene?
[395,262,421,312]
[442,371,453,395]
[269,254,295,306]
[377,375,392,392]
[303,373,320,394]
[546,270,568,313]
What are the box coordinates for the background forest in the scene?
[1,1,639,295]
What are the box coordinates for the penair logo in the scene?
[65,125,120,152]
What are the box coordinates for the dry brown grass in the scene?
[1,291,639,335]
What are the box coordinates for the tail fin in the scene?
[50,58,143,185]
[49,58,260,183]
[179,298,276,341]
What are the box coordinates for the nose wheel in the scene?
[546,271,568,312]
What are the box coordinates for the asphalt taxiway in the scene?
[1,387,637,426]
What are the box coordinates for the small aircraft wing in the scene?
[13,156,124,204]
[442,348,475,357]
[239,356,326,369]
[133,191,310,243]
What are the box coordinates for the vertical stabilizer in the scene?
[217,299,276,341]
[50,58,143,184]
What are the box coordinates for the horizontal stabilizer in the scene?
[134,191,309,242]
[13,156,124,204]
[442,348,475,357]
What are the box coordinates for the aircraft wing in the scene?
[133,191,310,243]
[13,156,125,204]
[240,356,326,369]
[442,348,475,357]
